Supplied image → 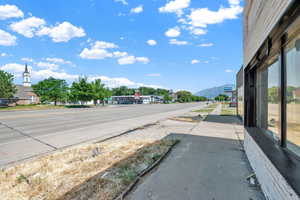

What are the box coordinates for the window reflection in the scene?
[256,60,281,140]
[237,86,244,120]
[285,37,300,155]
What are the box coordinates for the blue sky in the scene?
[0,0,243,92]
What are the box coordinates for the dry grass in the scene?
[221,103,236,116]
[0,139,177,200]
[170,115,204,123]
[192,103,218,114]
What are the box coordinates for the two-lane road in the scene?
[0,103,205,166]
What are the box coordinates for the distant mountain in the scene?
[195,84,235,99]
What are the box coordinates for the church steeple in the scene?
[23,64,31,87]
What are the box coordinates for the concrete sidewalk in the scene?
[128,110,265,199]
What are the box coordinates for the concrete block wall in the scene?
[244,130,300,200]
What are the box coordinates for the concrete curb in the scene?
[114,140,180,200]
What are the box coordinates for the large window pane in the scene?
[256,60,281,141]
[285,36,300,155]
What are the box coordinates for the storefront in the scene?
[243,1,300,199]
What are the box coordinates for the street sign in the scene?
[224,86,234,93]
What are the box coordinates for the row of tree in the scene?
[176,90,207,103]
[0,70,208,105]
[33,77,111,105]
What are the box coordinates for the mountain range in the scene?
[195,84,235,99]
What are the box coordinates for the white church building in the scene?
[14,64,40,105]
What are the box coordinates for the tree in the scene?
[155,88,169,96]
[91,79,105,106]
[102,88,112,105]
[0,70,17,98]
[268,87,279,103]
[111,86,135,96]
[176,90,193,103]
[163,94,172,103]
[32,77,69,105]
[191,95,207,102]
[70,77,93,104]
[214,94,229,101]
[139,87,156,95]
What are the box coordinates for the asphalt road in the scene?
[0,103,205,166]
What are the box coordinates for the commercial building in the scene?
[242,1,300,199]
[112,95,163,104]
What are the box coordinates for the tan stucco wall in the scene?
[243,0,293,68]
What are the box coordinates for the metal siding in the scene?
[244,0,293,68]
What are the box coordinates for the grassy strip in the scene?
[0,104,93,111]
[0,139,178,200]
[221,103,236,116]
[192,103,218,113]
[193,108,214,113]
[170,115,204,123]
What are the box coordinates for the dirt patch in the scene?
[0,139,177,200]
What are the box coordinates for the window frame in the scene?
[244,5,300,159]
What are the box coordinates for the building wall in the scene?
[243,0,293,67]
[244,130,299,200]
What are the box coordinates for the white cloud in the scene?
[44,57,73,65]
[198,42,213,47]
[118,56,150,65]
[131,5,143,14]
[0,29,17,46]
[36,62,59,70]
[189,28,207,35]
[31,69,78,80]
[229,0,240,5]
[79,40,118,59]
[89,75,135,88]
[1,53,7,57]
[113,51,128,57]
[89,75,164,89]
[21,57,34,63]
[147,39,157,46]
[37,21,85,42]
[0,4,23,20]
[1,63,161,89]
[80,41,149,64]
[136,57,150,64]
[10,17,46,38]
[0,63,25,73]
[169,39,188,45]
[165,27,181,37]
[188,1,243,28]
[225,69,233,73]
[93,41,119,49]
[159,0,190,16]
[191,59,209,64]
[80,48,113,60]
[191,59,200,64]
[1,62,78,80]
[147,73,161,77]
[114,0,128,5]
